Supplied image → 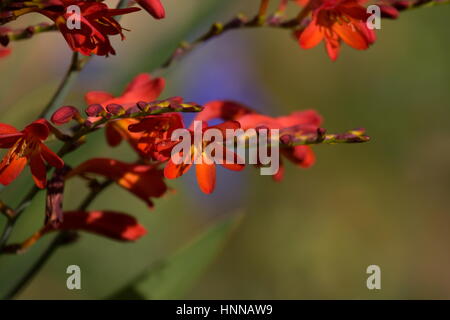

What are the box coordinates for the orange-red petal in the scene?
[164,157,192,179]
[0,156,27,186]
[299,20,324,49]
[196,160,216,194]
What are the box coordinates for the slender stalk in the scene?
[4,23,56,42]
[2,231,70,299]
[37,52,86,119]
[0,200,14,220]
[2,179,112,299]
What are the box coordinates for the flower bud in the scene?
[136,0,165,19]
[85,104,104,117]
[51,106,81,125]
[106,103,124,115]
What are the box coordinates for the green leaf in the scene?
[111,214,242,300]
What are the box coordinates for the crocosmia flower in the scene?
[84,73,165,153]
[0,119,64,188]
[237,110,322,181]
[164,121,245,194]
[127,113,185,161]
[298,0,376,60]
[192,100,322,181]
[38,1,140,56]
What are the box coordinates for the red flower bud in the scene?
[136,0,166,19]
[85,104,105,117]
[106,103,124,115]
[51,106,81,125]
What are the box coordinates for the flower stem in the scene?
[37,52,86,119]
[1,180,112,299]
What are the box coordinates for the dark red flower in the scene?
[38,1,140,56]
[128,113,185,161]
[0,119,64,188]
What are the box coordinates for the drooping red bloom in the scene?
[68,158,168,208]
[38,1,140,56]
[84,73,165,153]
[0,119,64,188]
[136,0,165,19]
[192,100,322,181]
[164,121,245,194]
[42,210,147,241]
[298,0,376,60]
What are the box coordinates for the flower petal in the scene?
[120,74,165,103]
[164,157,192,179]
[220,147,245,171]
[105,122,123,147]
[333,20,369,50]
[0,156,27,186]
[23,119,50,141]
[299,19,324,49]
[40,143,64,169]
[191,100,254,128]
[0,123,19,135]
[44,210,147,241]
[30,152,47,188]
[84,91,114,105]
[196,160,216,194]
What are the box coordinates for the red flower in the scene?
[136,0,165,19]
[43,210,147,241]
[127,113,185,161]
[164,121,245,194]
[298,0,376,60]
[84,73,165,154]
[68,158,168,208]
[0,119,64,188]
[191,100,322,181]
[38,1,140,56]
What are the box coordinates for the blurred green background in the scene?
[0,0,449,299]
